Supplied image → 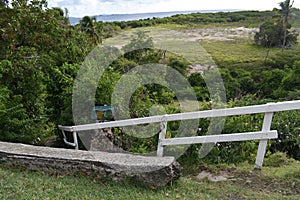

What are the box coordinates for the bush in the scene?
[271,110,300,160]
[264,152,293,167]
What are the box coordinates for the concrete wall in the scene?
[0,142,181,187]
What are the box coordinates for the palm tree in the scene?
[80,16,101,45]
[279,0,294,52]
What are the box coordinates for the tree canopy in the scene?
[0,0,93,143]
[254,0,298,49]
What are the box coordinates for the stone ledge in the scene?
[0,142,181,187]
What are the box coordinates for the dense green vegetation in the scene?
[90,8,300,30]
[0,0,300,177]
[107,10,277,29]
[255,0,298,50]
[0,0,93,143]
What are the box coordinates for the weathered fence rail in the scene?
[59,100,300,169]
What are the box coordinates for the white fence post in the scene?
[157,121,167,157]
[255,112,274,169]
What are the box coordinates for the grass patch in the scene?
[200,40,282,67]
[0,159,299,199]
[157,40,215,65]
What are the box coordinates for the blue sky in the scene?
[47,0,300,17]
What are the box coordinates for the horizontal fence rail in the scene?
[60,100,300,132]
[160,131,278,146]
[59,100,300,169]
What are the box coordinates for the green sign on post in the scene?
[92,106,114,122]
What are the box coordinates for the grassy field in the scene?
[0,156,299,200]
[104,24,300,70]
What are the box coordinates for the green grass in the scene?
[157,40,215,65]
[1,160,299,200]
[200,40,283,67]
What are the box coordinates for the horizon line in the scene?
[68,8,255,18]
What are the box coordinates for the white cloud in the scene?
[46,0,300,17]
[47,0,64,7]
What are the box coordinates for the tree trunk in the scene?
[282,17,288,52]
[265,47,271,63]
[281,0,294,52]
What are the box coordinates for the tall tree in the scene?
[254,1,298,51]
[80,16,101,45]
[279,0,294,52]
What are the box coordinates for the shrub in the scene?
[264,152,293,167]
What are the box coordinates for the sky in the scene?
[47,0,300,18]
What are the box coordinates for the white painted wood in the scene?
[157,121,167,157]
[255,112,274,169]
[161,131,278,146]
[59,100,300,132]
[255,140,268,169]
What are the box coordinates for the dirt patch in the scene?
[153,27,258,42]
[231,170,300,196]
[197,168,300,196]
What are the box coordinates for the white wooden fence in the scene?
[59,100,300,169]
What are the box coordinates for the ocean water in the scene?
[70,9,238,25]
